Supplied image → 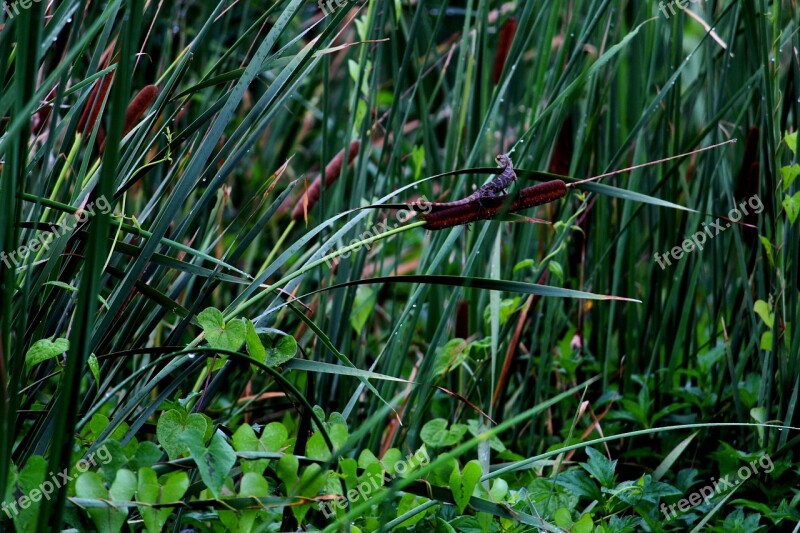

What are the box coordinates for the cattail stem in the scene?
[569,139,737,187]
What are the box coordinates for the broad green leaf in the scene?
[277,454,299,493]
[420,418,468,448]
[197,307,246,352]
[433,339,469,377]
[753,300,774,329]
[572,513,595,533]
[292,464,327,523]
[340,457,359,493]
[782,164,800,191]
[489,479,508,502]
[429,457,458,487]
[184,430,236,498]
[359,462,384,493]
[482,297,520,327]
[137,468,189,533]
[97,440,129,484]
[449,460,481,513]
[785,130,797,155]
[231,425,258,451]
[396,492,430,527]
[232,423,269,475]
[382,448,402,475]
[127,442,163,471]
[554,507,574,529]
[580,447,617,488]
[219,472,270,532]
[231,421,287,476]
[11,456,47,532]
[350,286,377,334]
[111,469,138,501]
[261,421,289,452]
[782,191,800,225]
[760,331,773,351]
[25,338,69,370]
[307,424,347,461]
[83,415,138,458]
[156,409,209,460]
[265,334,297,367]
[76,470,136,533]
[358,449,380,469]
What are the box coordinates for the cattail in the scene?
[291,140,361,221]
[77,71,115,136]
[516,179,567,209]
[122,85,159,136]
[493,18,517,85]
[96,125,106,151]
[100,84,159,154]
[549,116,573,176]
[423,180,567,230]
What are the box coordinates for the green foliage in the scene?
[1,0,797,531]
[136,468,189,533]
[156,409,211,461]
[24,338,69,370]
[75,470,136,533]
[198,307,247,353]
[449,460,482,513]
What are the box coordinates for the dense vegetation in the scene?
[1,0,798,531]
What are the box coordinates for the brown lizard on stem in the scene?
[411,153,517,212]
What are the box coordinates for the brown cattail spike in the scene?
[423,180,567,230]
[122,85,159,136]
[100,84,159,154]
[292,140,361,221]
[493,18,517,85]
[77,72,115,136]
[516,179,568,209]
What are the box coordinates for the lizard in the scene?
[409,153,517,212]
